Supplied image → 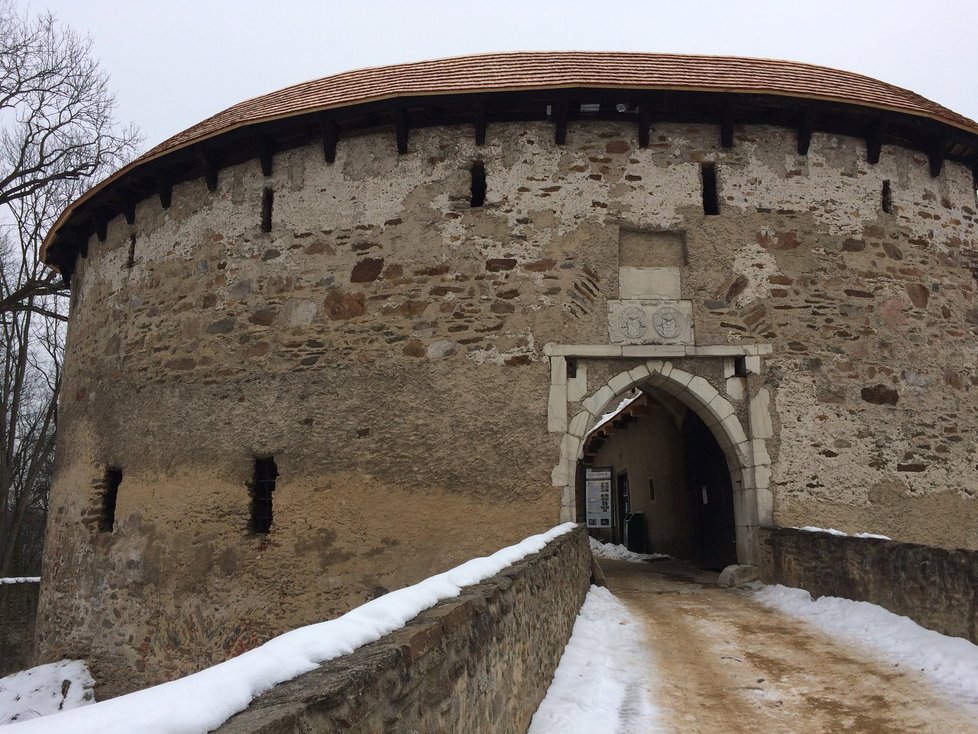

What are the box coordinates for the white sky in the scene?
[22,0,978,153]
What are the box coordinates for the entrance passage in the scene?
[580,387,738,569]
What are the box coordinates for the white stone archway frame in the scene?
[546,343,774,565]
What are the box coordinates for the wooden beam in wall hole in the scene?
[637,101,652,148]
[552,101,568,145]
[865,121,883,164]
[474,101,486,146]
[796,110,815,155]
[93,212,107,243]
[156,177,173,209]
[319,117,339,163]
[197,150,218,192]
[720,102,735,149]
[257,135,275,176]
[928,137,945,177]
[394,109,409,154]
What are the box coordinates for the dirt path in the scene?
[602,558,978,733]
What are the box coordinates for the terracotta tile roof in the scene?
[144,51,978,158]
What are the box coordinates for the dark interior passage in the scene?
[579,388,738,569]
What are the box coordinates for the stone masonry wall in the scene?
[758,527,978,643]
[0,581,39,675]
[215,525,591,734]
[37,118,978,693]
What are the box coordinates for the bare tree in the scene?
[0,2,139,576]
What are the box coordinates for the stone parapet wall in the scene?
[216,525,591,734]
[0,581,39,675]
[758,527,978,642]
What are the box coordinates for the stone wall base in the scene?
[758,527,978,642]
[0,581,39,676]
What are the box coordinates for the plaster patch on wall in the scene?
[732,241,781,308]
[467,329,540,365]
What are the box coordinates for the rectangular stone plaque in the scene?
[608,299,694,345]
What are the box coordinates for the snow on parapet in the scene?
[5,523,577,734]
[794,526,892,540]
[0,577,40,584]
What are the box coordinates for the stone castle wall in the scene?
[36,118,978,693]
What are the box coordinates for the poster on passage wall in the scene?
[585,467,613,528]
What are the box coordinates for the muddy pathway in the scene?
[601,558,978,733]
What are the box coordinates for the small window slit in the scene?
[260,188,274,232]
[701,163,720,215]
[250,457,278,534]
[470,162,486,208]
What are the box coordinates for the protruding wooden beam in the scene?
[394,109,409,154]
[474,100,486,146]
[797,109,815,155]
[156,176,173,209]
[720,102,735,149]
[123,199,136,226]
[257,135,275,176]
[637,101,652,148]
[865,119,883,164]
[972,165,978,189]
[320,117,339,163]
[552,101,568,145]
[197,149,218,191]
[928,136,945,177]
[93,211,107,243]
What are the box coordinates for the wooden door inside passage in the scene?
[681,410,737,570]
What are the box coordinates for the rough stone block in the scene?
[618,266,682,299]
[749,388,773,439]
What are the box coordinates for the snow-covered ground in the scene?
[757,585,978,703]
[0,661,95,725]
[589,536,668,563]
[528,586,663,734]
[0,578,39,585]
[3,523,576,734]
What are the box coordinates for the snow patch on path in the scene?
[756,585,978,704]
[528,586,664,734]
[0,578,39,585]
[0,660,95,725]
[5,523,576,734]
[589,537,668,563]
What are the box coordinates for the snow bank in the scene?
[589,537,667,563]
[5,523,576,734]
[757,585,978,703]
[0,660,95,725]
[0,578,39,585]
[528,586,662,733]
[794,526,891,540]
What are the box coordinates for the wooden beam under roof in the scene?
[257,134,275,176]
[474,100,487,145]
[797,109,815,155]
[394,108,409,154]
[637,99,652,148]
[720,101,735,148]
[319,116,339,163]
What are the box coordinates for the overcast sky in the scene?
[24,0,978,153]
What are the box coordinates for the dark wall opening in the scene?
[580,389,737,569]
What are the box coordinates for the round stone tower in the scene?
[36,52,978,694]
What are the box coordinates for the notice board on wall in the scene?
[585,467,613,528]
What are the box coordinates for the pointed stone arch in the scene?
[553,359,772,564]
